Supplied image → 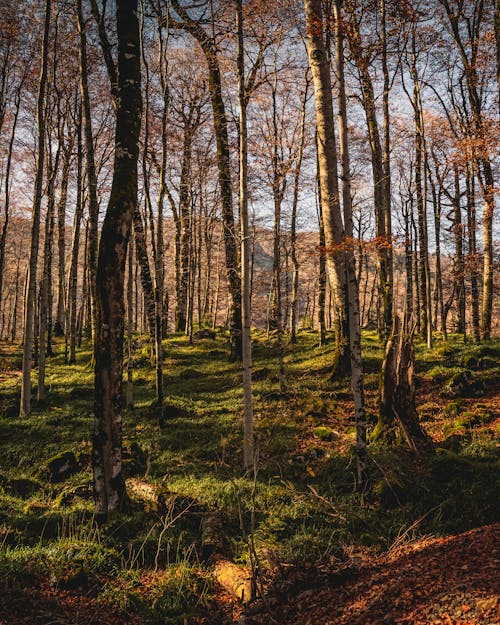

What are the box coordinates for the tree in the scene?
[19,0,51,417]
[237,0,254,471]
[304,0,349,375]
[169,0,242,361]
[93,0,142,521]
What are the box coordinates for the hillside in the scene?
[0,330,498,623]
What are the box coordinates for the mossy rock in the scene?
[178,368,203,380]
[443,370,472,397]
[252,367,271,381]
[313,426,338,441]
[444,400,462,418]
[192,329,216,340]
[22,500,51,515]
[418,402,441,422]
[7,478,42,498]
[443,412,477,438]
[440,433,471,453]
[462,355,478,369]
[39,451,79,483]
[478,357,497,370]
[54,483,93,508]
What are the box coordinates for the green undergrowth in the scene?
[0,331,498,621]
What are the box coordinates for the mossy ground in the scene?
[0,331,498,623]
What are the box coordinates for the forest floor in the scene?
[0,329,498,624]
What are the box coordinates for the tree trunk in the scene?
[54,131,74,337]
[377,315,434,454]
[334,0,366,482]
[20,0,51,417]
[466,165,480,341]
[77,0,100,352]
[237,0,254,471]
[290,76,308,345]
[0,81,21,326]
[67,114,84,365]
[171,0,242,360]
[93,0,142,522]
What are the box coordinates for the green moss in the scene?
[444,400,462,417]
[313,426,337,441]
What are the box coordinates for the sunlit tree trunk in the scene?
[305,0,348,373]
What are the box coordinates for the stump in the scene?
[378,315,434,453]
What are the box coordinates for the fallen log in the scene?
[126,478,254,602]
[213,558,253,603]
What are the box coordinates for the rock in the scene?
[5,477,41,498]
[179,368,203,380]
[443,371,472,398]
[39,451,79,483]
[252,367,271,381]
[193,329,216,340]
[313,426,339,441]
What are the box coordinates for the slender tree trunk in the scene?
[334,0,366,481]
[93,0,142,522]
[67,114,84,364]
[38,139,60,401]
[317,168,327,347]
[410,38,432,346]
[466,165,480,341]
[0,82,21,323]
[452,167,466,338]
[171,0,241,360]
[126,234,134,410]
[237,0,254,471]
[20,0,51,417]
[55,132,74,337]
[77,0,100,352]
[305,0,348,374]
[290,77,308,345]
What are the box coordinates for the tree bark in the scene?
[77,0,100,352]
[93,0,142,522]
[170,0,242,361]
[334,0,366,482]
[20,0,51,417]
[305,0,348,374]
